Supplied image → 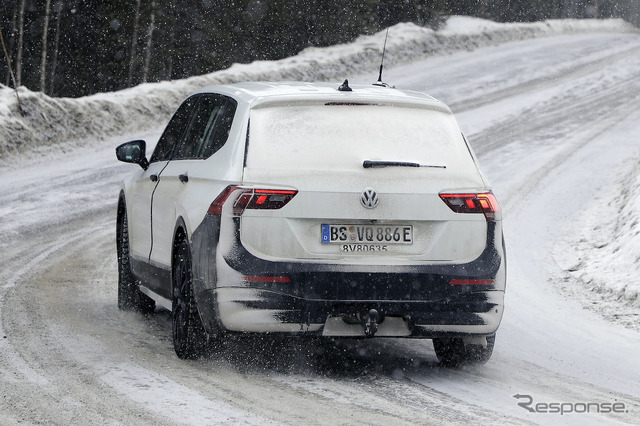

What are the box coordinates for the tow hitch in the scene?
[322,310,410,337]
[364,309,379,337]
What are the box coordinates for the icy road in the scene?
[1,27,640,425]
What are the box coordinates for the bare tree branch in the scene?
[16,0,25,88]
[142,1,156,84]
[0,21,24,115]
[40,0,52,93]
[127,0,142,87]
[49,2,64,95]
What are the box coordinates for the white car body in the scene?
[116,81,506,363]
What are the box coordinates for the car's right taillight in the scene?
[207,185,298,216]
[439,191,502,221]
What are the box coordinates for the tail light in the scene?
[439,191,501,221]
[207,185,297,216]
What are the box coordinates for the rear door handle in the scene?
[150,174,158,182]
[179,173,189,183]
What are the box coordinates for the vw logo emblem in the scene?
[360,188,379,209]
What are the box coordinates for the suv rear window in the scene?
[246,104,477,172]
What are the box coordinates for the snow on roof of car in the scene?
[195,81,452,113]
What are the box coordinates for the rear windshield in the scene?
[246,104,477,172]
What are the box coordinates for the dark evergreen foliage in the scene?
[1,0,638,97]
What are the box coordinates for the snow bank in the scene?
[0,16,635,163]
[555,155,640,320]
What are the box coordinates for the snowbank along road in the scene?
[1,20,640,425]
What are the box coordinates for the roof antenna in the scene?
[338,79,352,91]
[373,28,391,88]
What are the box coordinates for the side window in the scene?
[200,97,237,159]
[173,94,238,160]
[150,95,199,163]
[173,95,222,160]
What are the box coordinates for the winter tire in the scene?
[433,334,496,367]
[172,239,208,359]
[117,200,155,313]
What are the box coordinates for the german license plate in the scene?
[321,224,413,244]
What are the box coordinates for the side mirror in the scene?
[116,140,149,170]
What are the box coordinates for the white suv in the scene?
[116,81,506,365]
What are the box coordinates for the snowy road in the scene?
[2,30,640,424]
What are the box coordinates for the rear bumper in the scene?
[214,287,504,337]
[191,216,506,338]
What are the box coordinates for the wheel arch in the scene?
[182,214,225,337]
[172,216,189,265]
[171,216,223,342]
[117,191,126,225]
[116,191,129,260]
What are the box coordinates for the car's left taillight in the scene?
[439,191,502,221]
[207,185,298,216]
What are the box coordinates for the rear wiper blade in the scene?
[363,160,446,169]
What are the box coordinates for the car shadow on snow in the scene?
[212,334,436,378]
[146,308,487,380]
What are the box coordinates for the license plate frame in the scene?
[321,224,413,245]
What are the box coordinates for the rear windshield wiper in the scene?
[363,160,446,169]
